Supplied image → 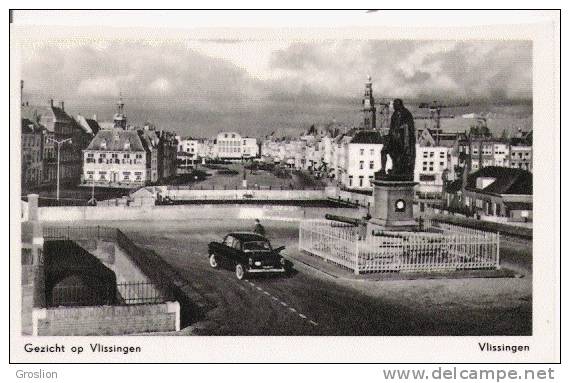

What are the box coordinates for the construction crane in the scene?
[376,98,391,134]
[418,100,469,145]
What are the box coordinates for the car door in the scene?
[219,235,235,269]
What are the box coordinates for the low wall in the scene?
[335,190,374,207]
[106,245,151,284]
[32,302,180,336]
[38,205,366,222]
[162,188,327,201]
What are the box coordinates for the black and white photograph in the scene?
[9,9,560,364]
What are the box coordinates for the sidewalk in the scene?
[283,249,519,281]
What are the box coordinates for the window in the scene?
[368,175,374,186]
[369,161,374,169]
[429,151,434,158]
[440,162,444,166]
[440,152,445,158]
[370,149,374,156]
[349,176,353,187]
[423,152,428,158]
[360,149,364,156]
[359,161,364,170]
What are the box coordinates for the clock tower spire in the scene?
[362,75,376,130]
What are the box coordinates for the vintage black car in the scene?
[208,232,289,280]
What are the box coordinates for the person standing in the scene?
[253,218,266,236]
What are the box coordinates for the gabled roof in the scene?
[21,118,42,134]
[50,106,73,122]
[86,129,145,152]
[138,129,159,150]
[75,115,100,135]
[465,166,532,195]
[85,119,100,135]
[350,130,384,144]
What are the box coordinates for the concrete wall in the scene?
[32,302,179,336]
[336,190,374,207]
[38,204,366,222]
[162,188,327,200]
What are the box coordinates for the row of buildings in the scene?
[175,132,259,172]
[21,100,95,192]
[21,96,179,191]
[261,77,533,222]
[261,117,532,196]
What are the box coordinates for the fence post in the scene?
[354,238,359,275]
[495,231,501,269]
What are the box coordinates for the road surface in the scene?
[99,219,532,336]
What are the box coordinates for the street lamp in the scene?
[46,137,72,201]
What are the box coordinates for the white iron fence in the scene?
[299,219,500,274]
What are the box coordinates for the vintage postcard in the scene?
[9,10,560,364]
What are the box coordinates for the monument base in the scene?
[366,178,418,235]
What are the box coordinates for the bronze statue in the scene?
[377,99,416,181]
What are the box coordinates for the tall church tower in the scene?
[113,94,128,130]
[362,75,376,130]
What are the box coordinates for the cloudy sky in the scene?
[21,39,532,137]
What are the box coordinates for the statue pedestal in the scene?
[367,178,418,234]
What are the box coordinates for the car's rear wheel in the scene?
[235,263,246,280]
[209,253,219,268]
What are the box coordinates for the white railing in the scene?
[299,219,500,274]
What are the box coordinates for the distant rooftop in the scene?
[350,130,384,145]
[465,166,532,195]
[86,129,145,152]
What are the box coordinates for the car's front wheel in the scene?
[209,253,219,268]
[235,263,246,280]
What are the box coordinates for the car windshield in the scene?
[243,241,271,252]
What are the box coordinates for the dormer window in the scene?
[124,141,130,150]
[100,139,107,149]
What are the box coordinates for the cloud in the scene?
[77,76,120,96]
[269,40,532,101]
[149,77,171,94]
[21,39,532,138]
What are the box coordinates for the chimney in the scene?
[59,101,64,111]
[49,99,54,107]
